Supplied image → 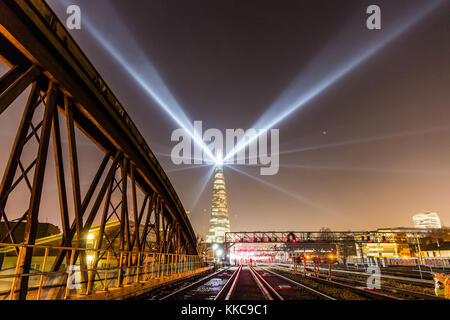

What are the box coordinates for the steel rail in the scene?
[261,267,336,300]
[159,267,230,300]
[313,264,434,286]
[273,264,396,299]
[249,266,283,300]
[215,265,241,300]
[250,266,284,300]
[309,270,445,300]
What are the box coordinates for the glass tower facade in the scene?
[206,165,231,243]
[413,212,442,229]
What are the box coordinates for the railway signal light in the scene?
[287,232,297,243]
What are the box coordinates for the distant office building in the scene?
[0,221,60,241]
[413,212,442,229]
[354,232,413,258]
[421,242,450,258]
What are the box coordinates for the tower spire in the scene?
[206,159,231,243]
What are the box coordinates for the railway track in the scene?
[151,263,444,300]
[217,265,335,300]
[157,267,235,300]
[157,265,336,300]
[277,263,435,289]
[337,264,447,281]
[250,267,335,300]
[306,268,444,300]
[271,264,394,300]
[291,264,440,299]
[326,274,444,300]
[329,265,435,287]
[216,266,274,300]
[157,266,269,300]
[273,263,444,300]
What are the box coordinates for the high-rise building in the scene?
[413,212,442,229]
[206,164,231,243]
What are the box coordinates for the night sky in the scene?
[1,0,449,236]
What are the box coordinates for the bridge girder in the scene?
[0,0,198,299]
[224,231,420,244]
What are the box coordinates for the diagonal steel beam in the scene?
[50,152,122,272]
[52,110,71,243]
[65,96,83,245]
[0,64,40,115]
[16,80,57,299]
[0,64,27,93]
[0,81,41,255]
[130,193,148,251]
[130,165,140,250]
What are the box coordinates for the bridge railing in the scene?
[0,242,206,300]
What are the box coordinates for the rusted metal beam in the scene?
[50,152,122,272]
[155,197,161,248]
[65,95,88,292]
[65,96,83,244]
[0,210,27,243]
[16,81,57,299]
[17,160,32,191]
[0,207,19,253]
[120,158,128,252]
[95,178,114,253]
[0,64,40,115]
[0,81,42,255]
[81,152,111,213]
[130,166,140,250]
[4,159,36,200]
[51,111,70,242]
[86,171,114,294]
[0,33,30,68]
[139,198,153,252]
[0,64,27,93]
[0,81,39,208]
[130,193,149,251]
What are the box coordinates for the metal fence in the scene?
[346,257,450,268]
[0,242,205,300]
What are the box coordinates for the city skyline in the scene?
[1,0,449,235]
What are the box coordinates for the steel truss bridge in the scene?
[224,231,420,245]
[0,0,204,300]
[223,231,426,265]
[223,231,423,254]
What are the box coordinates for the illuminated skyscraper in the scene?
[206,163,231,243]
[413,212,442,229]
